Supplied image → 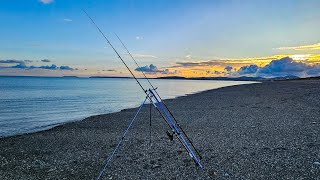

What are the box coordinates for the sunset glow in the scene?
[0,0,320,78]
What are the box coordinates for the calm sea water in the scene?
[0,76,257,137]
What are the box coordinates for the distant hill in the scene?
[3,75,316,81]
[157,75,311,81]
[89,76,132,79]
[295,76,320,80]
[62,76,80,78]
[158,76,267,81]
[270,75,300,81]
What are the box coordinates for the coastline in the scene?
[0,80,257,139]
[1,80,319,179]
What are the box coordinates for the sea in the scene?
[0,76,257,137]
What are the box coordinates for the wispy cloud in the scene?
[135,36,143,40]
[131,54,157,59]
[0,60,32,64]
[185,54,192,59]
[41,59,51,62]
[63,18,73,22]
[39,0,54,4]
[276,43,320,51]
[102,69,116,72]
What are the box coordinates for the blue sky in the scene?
[0,0,320,77]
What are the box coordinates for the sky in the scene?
[0,0,320,78]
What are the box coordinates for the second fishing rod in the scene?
[114,33,203,160]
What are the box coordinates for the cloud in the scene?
[0,60,32,69]
[63,18,73,22]
[173,57,269,68]
[175,60,224,67]
[39,0,54,4]
[236,57,320,77]
[12,63,28,69]
[185,54,192,59]
[276,43,320,51]
[172,54,320,69]
[175,62,203,67]
[135,64,160,73]
[0,59,75,71]
[131,54,157,59]
[41,59,51,62]
[0,60,31,64]
[306,66,320,76]
[102,69,116,72]
[0,59,78,71]
[238,65,259,75]
[161,69,175,75]
[135,64,173,74]
[257,57,308,77]
[161,53,320,78]
[224,66,233,72]
[33,64,74,71]
[136,36,143,40]
[59,65,74,70]
[37,64,57,70]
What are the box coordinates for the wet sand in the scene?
[0,80,319,179]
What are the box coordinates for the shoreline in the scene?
[1,80,319,179]
[0,81,258,139]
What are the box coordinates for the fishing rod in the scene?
[82,9,184,140]
[114,33,202,159]
[82,8,188,155]
[82,8,186,174]
[82,9,203,178]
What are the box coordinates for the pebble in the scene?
[151,164,161,169]
[313,162,320,165]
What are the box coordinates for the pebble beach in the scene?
[0,80,320,179]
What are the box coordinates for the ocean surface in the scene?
[0,76,257,137]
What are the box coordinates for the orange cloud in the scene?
[160,54,320,78]
[276,43,320,51]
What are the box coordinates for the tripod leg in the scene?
[96,95,149,180]
[149,102,152,146]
